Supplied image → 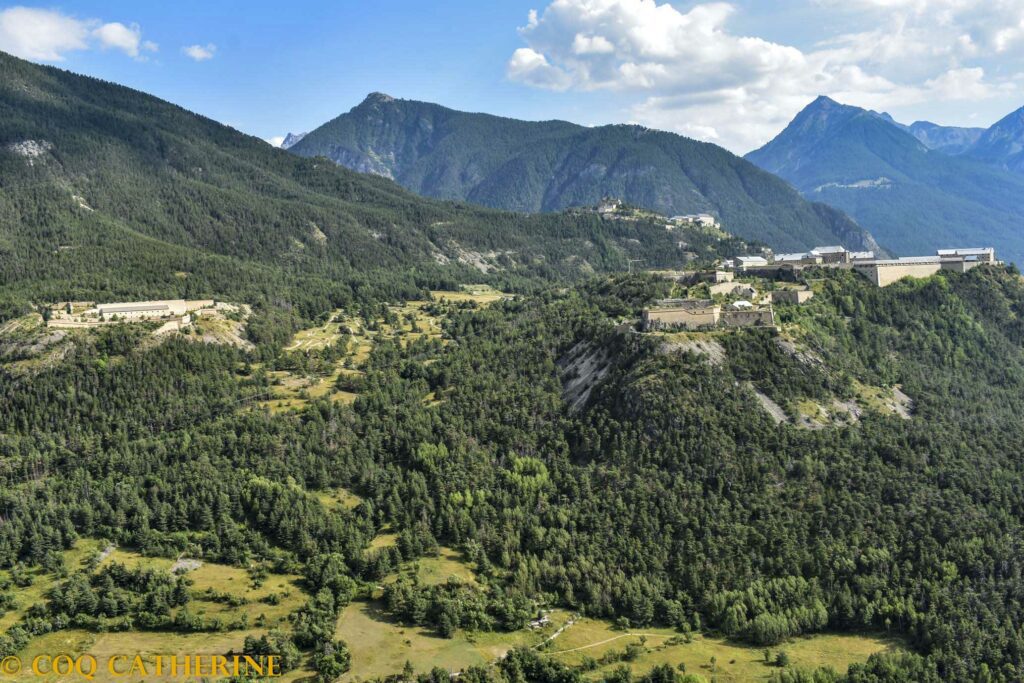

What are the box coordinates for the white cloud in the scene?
[93,22,150,57]
[266,135,286,147]
[507,47,571,89]
[508,0,1022,151]
[0,7,154,61]
[573,33,615,54]
[182,43,216,61]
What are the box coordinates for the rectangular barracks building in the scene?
[853,248,996,287]
[97,300,189,320]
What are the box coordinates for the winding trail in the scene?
[542,632,673,655]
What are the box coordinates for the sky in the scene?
[1,0,1023,153]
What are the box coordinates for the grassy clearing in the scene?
[5,540,312,681]
[368,531,399,551]
[313,487,364,512]
[380,547,478,588]
[544,618,902,681]
[430,288,504,305]
[412,548,477,586]
[334,603,560,681]
[258,288,508,414]
[0,540,95,632]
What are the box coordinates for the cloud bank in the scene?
[507,0,1023,151]
[0,6,156,61]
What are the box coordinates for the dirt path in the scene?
[543,632,673,655]
[535,617,577,649]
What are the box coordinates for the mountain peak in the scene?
[361,91,396,105]
[280,132,306,149]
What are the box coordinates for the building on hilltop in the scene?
[722,301,776,327]
[810,245,851,264]
[770,288,811,305]
[97,300,189,320]
[853,248,996,287]
[709,281,757,297]
[669,213,719,228]
[735,255,769,271]
[936,247,995,263]
[642,299,719,331]
[48,299,216,328]
[642,298,775,331]
[774,252,823,267]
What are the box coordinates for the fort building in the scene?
[853,248,995,287]
[709,281,757,297]
[735,255,769,271]
[642,298,775,331]
[47,299,216,328]
[669,213,719,228]
[642,299,719,330]
[810,245,851,264]
[936,247,995,263]
[772,288,815,304]
[97,300,190,320]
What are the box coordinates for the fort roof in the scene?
[868,256,942,265]
[651,298,715,309]
[937,248,994,257]
[98,303,171,313]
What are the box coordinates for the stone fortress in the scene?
[642,244,996,332]
[45,299,220,334]
[728,245,996,287]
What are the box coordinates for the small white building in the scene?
[734,255,769,271]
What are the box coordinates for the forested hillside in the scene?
[0,51,692,321]
[288,93,879,254]
[4,259,1024,680]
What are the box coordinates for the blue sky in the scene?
[1,1,1023,153]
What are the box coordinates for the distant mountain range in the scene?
[287,93,880,254]
[746,96,1024,263]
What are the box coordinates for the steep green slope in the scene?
[746,96,1024,263]
[0,52,691,318]
[288,93,879,254]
